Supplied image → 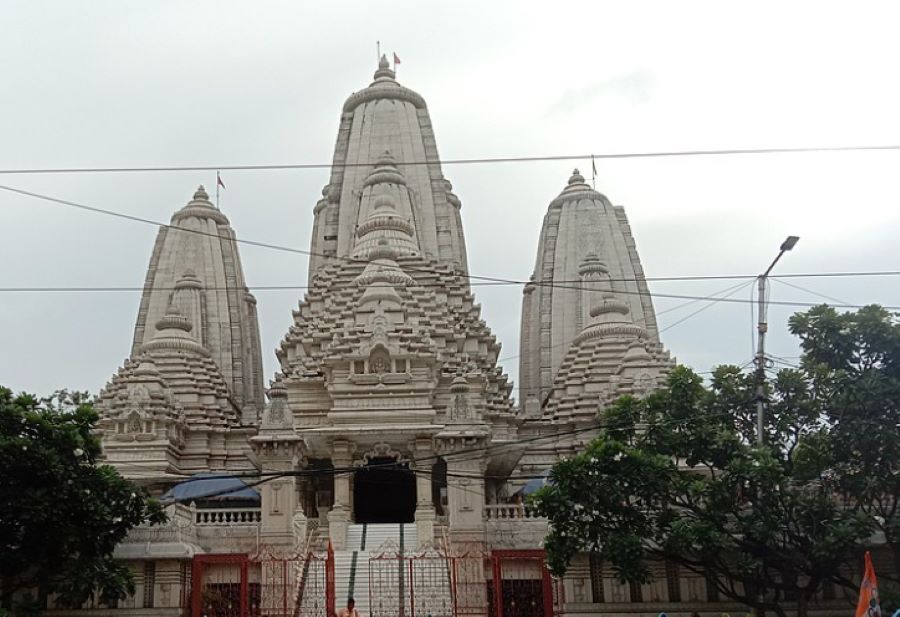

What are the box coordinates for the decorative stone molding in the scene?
[353,442,406,466]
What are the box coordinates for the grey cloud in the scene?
[547,70,655,116]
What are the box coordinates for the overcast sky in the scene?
[3,1,900,400]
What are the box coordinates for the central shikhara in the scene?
[90,56,675,616]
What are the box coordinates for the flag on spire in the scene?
[217,171,226,190]
[393,52,401,68]
[855,552,882,617]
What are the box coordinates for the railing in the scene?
[484,504,546,520]
[122,503,196,544]
[195,507,262,525]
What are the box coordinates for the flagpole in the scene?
[377,40,381,61]
[591,155,597,190]
[216,170,220,210]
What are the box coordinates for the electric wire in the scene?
[159,403,786,503]
[2,143,900,176]
[657,279,756,334]
[771,277,851,306]
[495,278,757,364]
[3,183,900,310]
[3,271,900,292]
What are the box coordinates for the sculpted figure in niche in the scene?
[369,347,390,374]
[127,411,143,434]
[453,393,469,420]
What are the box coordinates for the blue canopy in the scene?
[161,473,261,504]
[515,469,553,496]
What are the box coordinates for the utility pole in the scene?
[754,235,799,444]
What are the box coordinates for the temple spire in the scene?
[307,60,469,276]
[519,169,663,404]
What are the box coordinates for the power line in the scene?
[771,277,851,306]
[159,404,780,502]
[6,271,900,293]
[658,280,756,334]
[495,279,757,364]
[3,183,900,310]
[2,144,899,176]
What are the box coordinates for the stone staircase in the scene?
[333,523,418,616]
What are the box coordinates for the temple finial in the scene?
[374,54,396,81]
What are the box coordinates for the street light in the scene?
[755,235,799,444]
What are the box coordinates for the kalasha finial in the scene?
[193,185,209,201]
[374,54,396,80]
[155,304,192,333]
[376,149,397,167]
[568,169,585,185]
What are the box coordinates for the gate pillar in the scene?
[328,440,355,550]
[413,438,435,546]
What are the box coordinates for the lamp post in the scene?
[754,235,799,444]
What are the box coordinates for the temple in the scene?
[42,57,852,617]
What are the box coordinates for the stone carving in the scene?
[355,442,405,466]
[369,347,390,374]
[127,411,144,434]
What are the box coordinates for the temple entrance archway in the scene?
[354,457,415,523]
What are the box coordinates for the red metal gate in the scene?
[192,548,335,617]
[292,547,332,617]
[366,544,553,617]
[489,550,553,617]
[192,554,251,617]
[368,540,410,617]
[449,545,490,617]
[408,546,453,617]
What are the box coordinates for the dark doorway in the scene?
[353,457,416,523]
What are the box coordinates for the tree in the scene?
[789,305,900,578]
[0,387,165,615]
[533,304,900,617]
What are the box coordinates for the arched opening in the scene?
[368,346,391,374]
[353,457,415,523]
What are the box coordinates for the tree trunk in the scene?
[797,593,809,617]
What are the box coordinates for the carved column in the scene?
[249,381,305,550]
[436,434,489,547]
[328,439,354,550]
[412,438,435,546]
[436,435,490,617]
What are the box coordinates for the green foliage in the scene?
[533,305,900,617]
[0,387,165,614]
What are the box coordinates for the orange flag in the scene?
[855,551,882,617]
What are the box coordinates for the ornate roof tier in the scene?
[97,297,250,478]
[309,57,469,276]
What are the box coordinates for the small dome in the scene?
[373,54,396,81]
[155,306,192,333]
[267,380,287,400]
[175,270,203,290]
[568,169,585,185]
[375,150,397,167]
[193,185,209,201]
[590,297,630,319]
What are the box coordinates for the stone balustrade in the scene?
[484,503,545,520]
[195,507,262,526]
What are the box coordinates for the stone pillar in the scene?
[445,454,487,544]
[440,444,489,617]
[249,381,305,550]
[328,439,354,550]
[413,437,436,546]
